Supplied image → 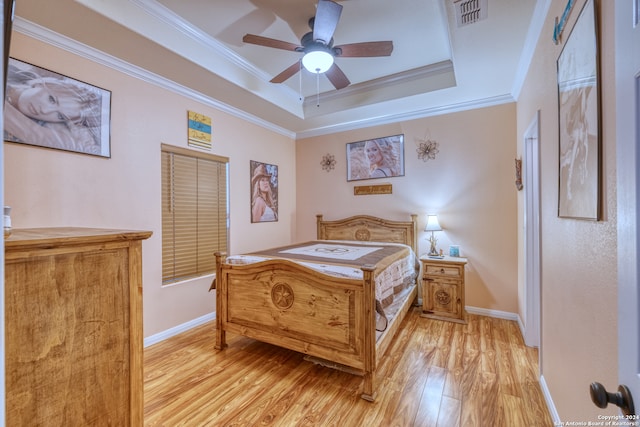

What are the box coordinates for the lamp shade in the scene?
[424,214,442,232]
[302,50,334,73]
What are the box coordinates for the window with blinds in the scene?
[161,144,229,285]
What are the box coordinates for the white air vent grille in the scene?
[454,0,488,27]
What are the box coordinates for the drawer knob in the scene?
[440,268,445,274]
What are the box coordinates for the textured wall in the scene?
[5,33,297,337]
[296,104,519,313]
[516,0,618,420]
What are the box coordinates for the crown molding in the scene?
[130,0,275,83]
[303,61,455,110]
[13,17,296,139]
[511,0,551,100]
[13,8,527,141]
[130,0,302,103]
[295,93,515,139]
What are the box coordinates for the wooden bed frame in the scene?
[213,214,418,401]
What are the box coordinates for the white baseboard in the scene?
[465,305,519,321]
[144,306,557,419]
[145,306,521,348]
[144,312,215,348]
[516,314,526,339]
[540,374,560,424]
[142,305,558,425]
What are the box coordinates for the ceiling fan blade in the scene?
[270,61,302,83]
[242,34,302,52]
[325,63,350,90]
[334,41,393,57]
[313,0,343,44]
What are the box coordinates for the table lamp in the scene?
[425,214,442,257]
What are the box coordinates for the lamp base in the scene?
[428,233,439,257]
[427,249,443,259]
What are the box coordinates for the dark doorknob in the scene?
[590,382,635,416]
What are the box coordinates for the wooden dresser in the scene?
[5,228,152,426]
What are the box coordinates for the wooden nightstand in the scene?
[420,255,468,323]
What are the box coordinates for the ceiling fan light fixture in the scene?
[302,49,334,73]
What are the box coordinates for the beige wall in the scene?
[516,0,618,420]
[296,104,519,313]
[6,1,624,420]
[4,33,297,337]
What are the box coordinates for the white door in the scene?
[523,112,541,348]
[612,0,640,416]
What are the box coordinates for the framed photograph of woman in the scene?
[556,0,600,220]
[3,57,111,158]
[346,134,405,181]
[250,160,278,223]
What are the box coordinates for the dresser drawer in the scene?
[424,264,462,278]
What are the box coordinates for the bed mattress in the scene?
[224,240,419,330]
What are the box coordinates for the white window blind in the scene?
[161,144,228,284]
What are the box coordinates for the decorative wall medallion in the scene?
[435,290,451,305]
[321,153,336,172]
[271,283,294,309]
[416,138,440,162]
[354,228,371,241]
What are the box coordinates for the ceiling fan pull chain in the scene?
[316,72,320,107]
[299,60,303,101]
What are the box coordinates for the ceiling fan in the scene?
[242,0,393,90]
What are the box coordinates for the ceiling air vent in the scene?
[454,0,488,27]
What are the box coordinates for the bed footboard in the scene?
[213,213,418,401]
[214,252,379,397]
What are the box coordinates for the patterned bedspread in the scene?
[224,240,419,320]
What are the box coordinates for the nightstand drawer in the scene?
[424,264,462,278]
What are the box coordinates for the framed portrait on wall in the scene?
[556,0,601,220]
[250,160,278,223]
[346,134,405,182]
[3,57,111,158]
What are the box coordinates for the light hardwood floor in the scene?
[144,308,554,426]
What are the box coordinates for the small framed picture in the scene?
[250,160,278,223]
[449,245,460,257]
[346,134,405,182]
[4,57,111,157]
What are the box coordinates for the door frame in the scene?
[1,1,7,420]
[523,111,541,349]
[616,0,640,402]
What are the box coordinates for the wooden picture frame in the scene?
[4,57,111,158]
[250,160,278,223]
[556,0,601,220]
[346,134,405,182]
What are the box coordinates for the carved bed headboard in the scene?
[316,214,418,254]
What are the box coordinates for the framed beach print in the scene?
[556,0,600,220]
[250,160,278,223]
[346,134,405,182]
[3,57,111,157]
